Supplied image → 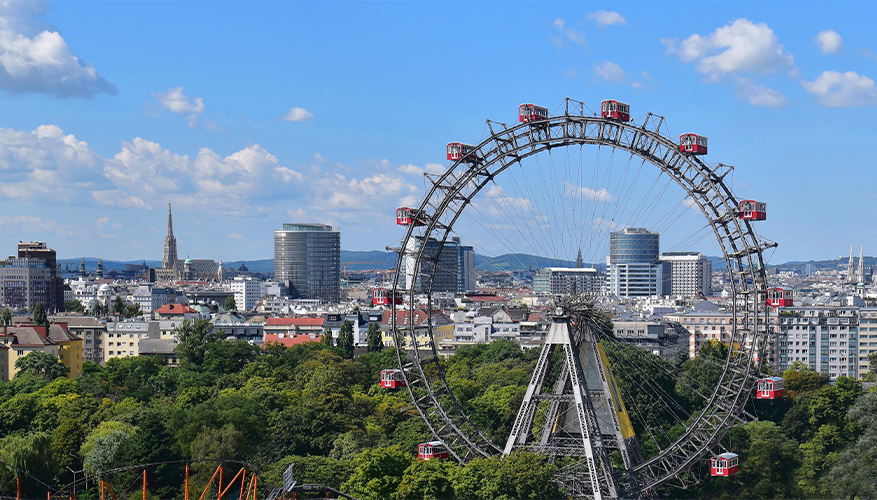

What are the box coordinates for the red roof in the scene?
[264,317,324,327]
[154,304,199,315]
[264,333,322,347]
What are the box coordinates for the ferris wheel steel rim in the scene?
[390,100,772,491]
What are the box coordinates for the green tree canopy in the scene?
[224,295,237,311]
[321,326,334,346]
[337,320,355,359]
[14,351,69,380]
[63,300,85,314]
[366,322,383,353]
[0,308,10,326]
[341,445,412,500]
[31,302,47,326]
[174,319,225,369]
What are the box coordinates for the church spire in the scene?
[858,245,865,283]
[575,248,583,268]
[162,201,178,269]
[848,245,855,284]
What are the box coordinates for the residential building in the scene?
[210,312,264,343]
[104,320,161,361]
[380,309,454,350]
[263,317,325,338]
[0,325,60,378]
[229,277,264,312]
[274,223,341,303]
[50,316,105,364]
[0,344,7,382]
[858,307,877,377]
[47,323,83,378]
[533,267,601,296]
[131,285,175,314]
[776,307,859,379]
[661,252,712,297]
[153,303,201,321]
[138,339,179,367]
[606,228,668,298]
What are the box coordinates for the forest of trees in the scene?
[0,319,875,499]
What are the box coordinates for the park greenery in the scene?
[0,319,875,499]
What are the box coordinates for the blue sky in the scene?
[1,1,876,264]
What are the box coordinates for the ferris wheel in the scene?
[388,98,774,499]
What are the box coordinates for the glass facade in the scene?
[609,228,659,264]
[274,223,340,303]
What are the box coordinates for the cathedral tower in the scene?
[162,201,178,270]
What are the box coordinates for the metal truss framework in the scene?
[390,98,772,494]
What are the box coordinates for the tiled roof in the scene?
[139,338,177,354]
[264,317,324,327]
[154,304,198,315]
[47,323,80,342]
[5,326,55,347]
[264,333,322,347]
[380,310,452,327]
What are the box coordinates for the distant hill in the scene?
[59,253,862,275]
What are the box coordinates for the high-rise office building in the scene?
[403,236,474,293]
[274,223,340,303]
[0,242,64,311]
[606,228,668,297]
[661,252,712,297]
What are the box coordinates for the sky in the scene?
[1,1,876,265]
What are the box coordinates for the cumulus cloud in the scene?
[552,18,586,49]
[663,19,794,81]
[564,182,614,203]
[282,107,314,122]
[397,163,445,176]
[152,87,205,127]
[631,71,655,90]
[814,30,842,54]
[0,1,116,97]
[801,70,877,107]
[586,11,626,28]
[594,61,625,84]
[734,78,787,108]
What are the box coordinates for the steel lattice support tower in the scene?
[503,304,643,499]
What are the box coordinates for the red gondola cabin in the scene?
[396,207,425,226]
[518,103,549,123]
[766,287,793,307]
[447,142,478,162]
[679,133,708,155]
[737,200,766,221]
[710,452,739,477]
[379,369,407,389]
[756,377,784,400]
[418,441,449,460]
[372,287,404,306]
[600,100,631,122]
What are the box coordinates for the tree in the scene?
[863,351,877,382]
[366,322,383,353]
[63,300,85,313]
[341,446,412,500]
[91,302,107,317]
[321,326,334,346]
[112,295,126,314]
[337,319,355,359]
[396,459,457,500]
[829,391,877,498]
[224,295,237,311]
[174,319,225,369]
[14,351,69,380]
[124,303,142,318]
[1,308,10,326]
[734,421,801,498]
[32,302,47,326]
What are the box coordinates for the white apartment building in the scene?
[103,320,161,360]
[533,267,601,296]
[776,307,859,380]
[229,277,264,312]
[661,252,712,297]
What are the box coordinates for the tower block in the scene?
[504,306,644,500]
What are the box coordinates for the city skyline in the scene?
[1,2,876,262]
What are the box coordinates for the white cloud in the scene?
[664,19,794,81]
[228,233,244,240]
[552,18,586,49]
[586,11,626,28]
[594,61,625,84]
[564,182,614,203]
[152,87,204,127]
[313,152,326,163]
[282,107,314,122]
[397,163,445,176]
[0,1,116,97]
[95,217,121,231]
[801,70,877,107]
[734,78,787,108]
[631,71,655,90]
[563,68,578,79]
[814,30,842,54]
